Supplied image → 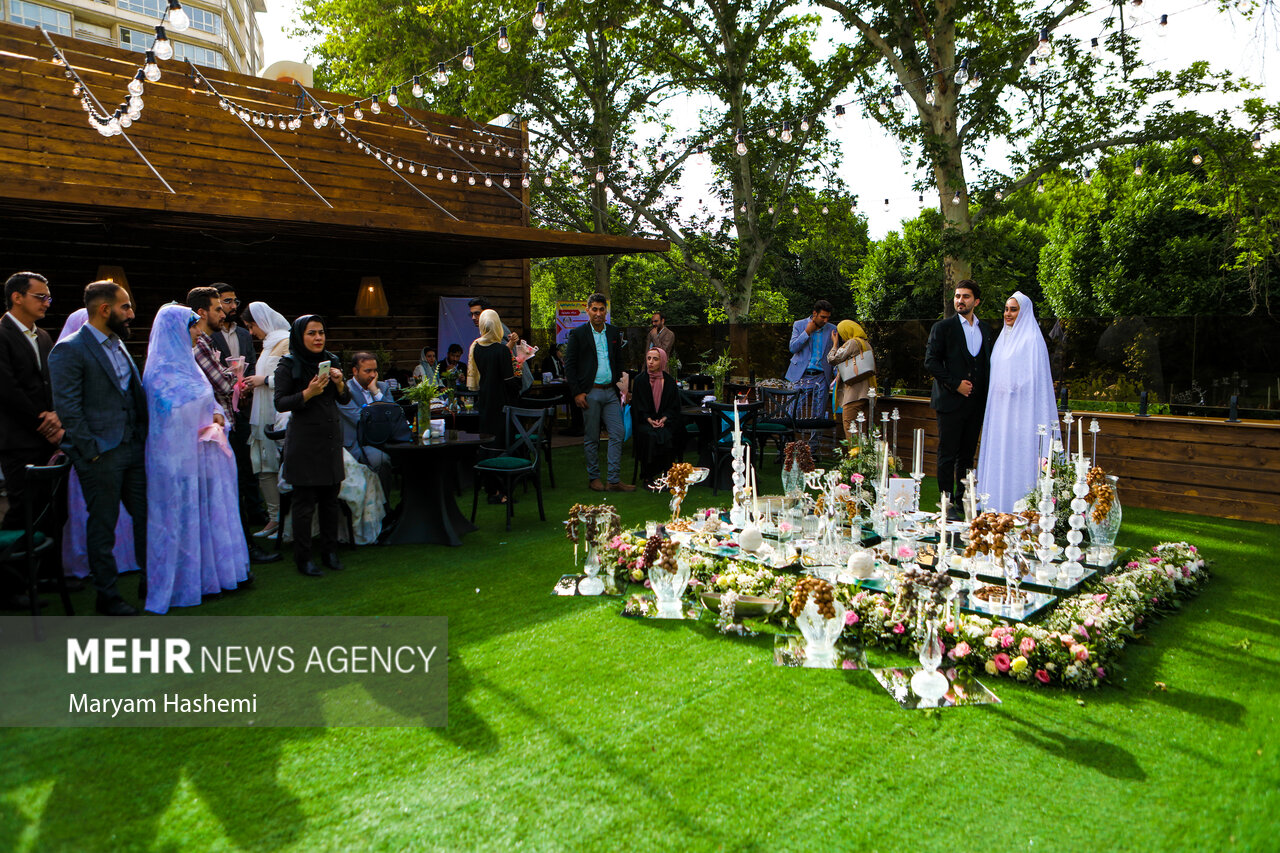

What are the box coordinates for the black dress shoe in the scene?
[296,561,323,577]
[95,598,140,616]
[321,552,345,571]
[248,546,282,564]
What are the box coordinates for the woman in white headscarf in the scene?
[241,301,291,536]
[976,291,1060,513]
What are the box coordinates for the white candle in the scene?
[1077,417,1084,464]
[913,428,924,476]
[880,440,890,487]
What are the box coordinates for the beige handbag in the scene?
[837,346,875,382]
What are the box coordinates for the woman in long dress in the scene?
[143,303,249,613]
[976,291,1059,513]
[241,301,290,537]
[57,309,141,579]
[468,309,519,503]
[827,320,876,440]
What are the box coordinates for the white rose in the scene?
[983,636,999,649]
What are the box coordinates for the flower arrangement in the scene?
[697,349,738,402]
[835,428,898,488]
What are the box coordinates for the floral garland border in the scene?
[600,534,1207,689]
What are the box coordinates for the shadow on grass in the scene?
[1005,716,1148,781]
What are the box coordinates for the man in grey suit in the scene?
[48,281,147,615]
[338,351,395,496]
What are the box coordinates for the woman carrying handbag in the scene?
[828,319,877,440]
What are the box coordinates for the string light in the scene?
[434,63,448,86]
[165,0,190,32]
[1037,28,1051,58]
[497,26,511,53]
[1090,37,1101,59]
[1028,57,1041,78]
[387,86,399,107]
[1084,168,1092,185]
[1159,14,1168,30]
[1190,148,1202,165]
[954,57,969,86]
[925,83,934,105]
[451,170,459,183]
[799,116,810,132]
[994,188,1004,200]
[1036,178,1045,193]
[353,103,364,120]
[412,75,423,98]
[152,26,173,61]
[143,50,161,81]
[370,94,381,114]
[952,190,962,204]
[833,104,846,128]
[1253,131,1264,150]
[780,121,792,143]
[127,71,144,96]
[532,1,547,31]
[462,46,476,72]
[735,130,748,156]
[336,106,346,124]
[521,174,530,188]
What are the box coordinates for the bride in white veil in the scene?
[976,291,1059,512]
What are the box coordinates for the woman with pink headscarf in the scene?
[630,347,683,484]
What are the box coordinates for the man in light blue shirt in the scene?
[564,294,634,491]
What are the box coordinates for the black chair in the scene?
[0,458,73,618]
[707,401,763,495]
[793,386,840,462]
[517,395,557,488]
[683,373,713,392]
[752,386,800,463]
[471,406,546,531]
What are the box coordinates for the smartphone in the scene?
[317,360,331,375]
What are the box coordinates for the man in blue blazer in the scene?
[924,279,995,514]
[48,281,147,615]
[338,351,396,495]
[785,299,837,419]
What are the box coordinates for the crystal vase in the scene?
[650,560,692,618]
[911,618,950,699]
[1085,475,1123,564]
[579,539,605,596]
[795,599,847,667]
[781,465,805,497]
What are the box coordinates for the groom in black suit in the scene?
[925,280,994,512]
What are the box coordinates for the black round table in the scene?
[383,432,492,546]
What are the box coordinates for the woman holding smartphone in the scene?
[274,314,350,577]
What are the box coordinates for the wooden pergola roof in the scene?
[0,20,668,262]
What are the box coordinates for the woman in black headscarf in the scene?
[274,315,350,577]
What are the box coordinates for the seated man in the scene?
[337,352,398,497]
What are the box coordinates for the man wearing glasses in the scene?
[0,272,62,543]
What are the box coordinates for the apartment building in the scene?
[2,0,265,74]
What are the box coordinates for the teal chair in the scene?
[471,406,547,531]
[0,458,73,619]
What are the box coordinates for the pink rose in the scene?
[1073,624,1090,639]
[993,653,1011,673]
[1093,593,1108,604]
[1060,634,1075,646]
[851,473,865,484]
[1035,669,1050,684]
[643,579,652,589]
[844,611,860,626]
[779,522,793,533]
[1071,645,1090,661]
[945,622,956,634]
[1149,556,1161,564]
[1000,635,1014,649]
[897,546,915,560]
[1095,666,1106,679]
[892,623,905,634]
[953,641,972,658]
[842,659,858,669]
[1019,637,1036,655]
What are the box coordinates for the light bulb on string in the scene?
[792,205,799,215]
[543,175,552,187]
[313,115,322,129]
[480,174,490,187]
[532,1,547,31]
[144,51,161,82]
[767,204,775,214]
[1028,57,1041,78]
[833,104,846,128]
[1090,37,1101,59]
[127,71,144,96]
[1037,28,1051,57]
[799,116,810,132]
[821,204,829,215]
[434,62,448,86]
[72,82,81,96]
[353,103,364,120]
[1191,148,1202,165]
[766,126,776,138]
[1036,178,1045,193]
[735,130,748,156]
[918,194,924,205]
[119,115,133,129]
[570,171,581,186]
[467,174,476,186]
[408,164,415,174]
[397,159,404,169]
[462,46,475,72]
[370,94,381,114]
[739,204,747,214]
[412,76,423,98]
[925,84,934,105]
[451,171,458,183]
[387,86,399,107]
[780,121,792,143]
[994,188,1004,200]
[695,144,707,165]
[153,26,174,61]
[954,57,969,86]
[497,26,511,53]
[166,0,190,31]
[336,107,346,124]
[595,167,605,183]
[1133,158,1143,176]
[521,174,530,188]
[883,198,890,212]
[952,190,962,205]
[1253,131,1263,150]
[266,116,274,128]
[893,84,905,104]
[436,168,444,180]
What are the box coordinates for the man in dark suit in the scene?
[564,293,634,492]
[338,351,396,496]
[0,272,62,610]
[208,283,266,525]
[48,281,147,615]
[925,279,994,515]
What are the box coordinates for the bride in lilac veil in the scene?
[143,303,249,613]
[57,308,141,579]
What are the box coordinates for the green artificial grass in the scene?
[1,445,1277,852]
